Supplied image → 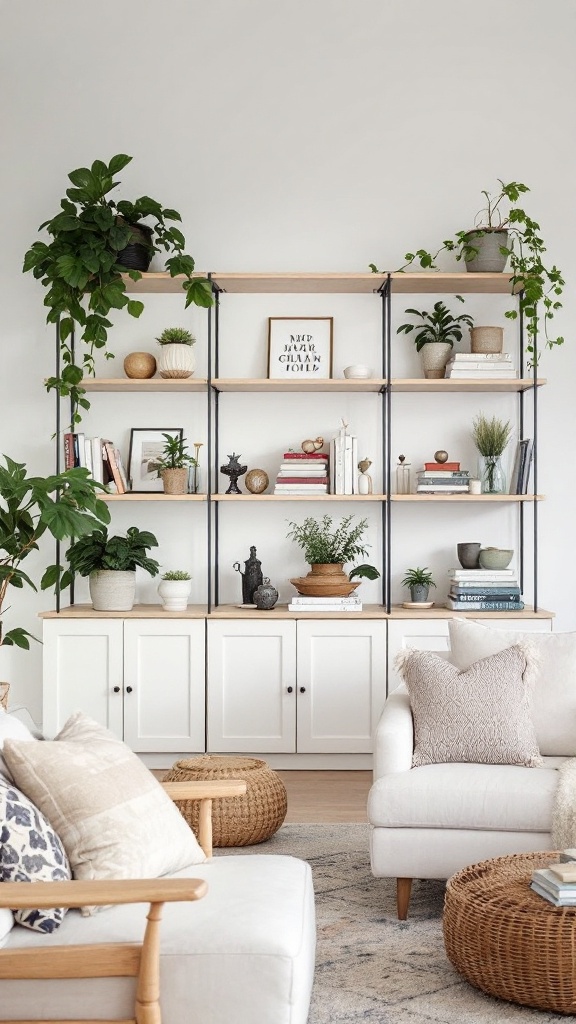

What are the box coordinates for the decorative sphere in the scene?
[124,352,157,379]
[434,450,449,463]
[245,469,269,494]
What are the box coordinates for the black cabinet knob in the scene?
[126,686,133,694]
[113,686,120,693]
[287,686,293,693]
[300,686,306,693]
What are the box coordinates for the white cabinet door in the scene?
[42,619,124,739]
[296,620,387,753]
[207,620,296,753]
[123,620,205,753]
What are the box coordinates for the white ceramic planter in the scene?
[157,344,196,379]
[420,342,452,379]
[158,578,192,611]
[89,570,136,611]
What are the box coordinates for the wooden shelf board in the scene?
[391,378,545,393]
[389,272,519,294]
[211,493,386,501]
[122,273,201,294]
[101,493,207,502]
[40,604,208,619]
[208,603,388,618]
[392,494,544,502]
[212,378,386,393]
[388,605,554,620]
[81,378,207,392]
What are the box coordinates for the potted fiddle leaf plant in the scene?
[0,456,110,652]
[23,154,214,422]
[397,298,474,378]
[66,526,159,611]
[157,433,198,495]
[286,514,380,597]
[156,326,196,379]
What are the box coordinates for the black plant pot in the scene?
[116,222,154,272]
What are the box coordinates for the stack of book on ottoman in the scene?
[446,567,523,611]
[274,452,329,495]
[531,858,576,906]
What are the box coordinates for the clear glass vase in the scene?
[479,455,506,494]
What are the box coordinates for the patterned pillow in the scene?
[0,777,71,932]
[396,644,542,768]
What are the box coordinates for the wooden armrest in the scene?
[0,877,207,910]
[162,780,247,800]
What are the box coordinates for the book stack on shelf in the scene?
[63,432,128,493]
[444,352,517,379]
[530,859,576,906]
[274,452,329,496]
[446,568,523,611]
[287,595,362,613]
[416,461,470,494]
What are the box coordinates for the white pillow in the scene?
[448,619,576,756]
[3,712,206,892]
[0,709,36,781]
[0,908,14,948]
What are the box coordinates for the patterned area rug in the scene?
[216,824,567,1023]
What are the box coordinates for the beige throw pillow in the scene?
[396,645,542,768]
[3,712,206,886]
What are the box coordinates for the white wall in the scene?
[1,0,575,719]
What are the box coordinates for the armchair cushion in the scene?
[3,712,206,897]
[396,645,542,767]
[0,778,71,932]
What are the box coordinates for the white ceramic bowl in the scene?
[343,364,372,379]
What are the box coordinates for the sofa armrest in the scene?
[163,779,247,858]
[373,685,414,779]
[0,876,208,910]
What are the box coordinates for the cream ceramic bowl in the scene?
[478,547,513,570]
[343,364,372,379]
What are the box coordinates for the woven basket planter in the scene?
[164,755,288,846]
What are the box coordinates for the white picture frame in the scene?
[127,427,183,492]
[267,317,333,379]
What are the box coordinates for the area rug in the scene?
[216,824,567,1023]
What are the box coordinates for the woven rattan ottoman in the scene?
[164,755,288,847]
[444,851,576,1013]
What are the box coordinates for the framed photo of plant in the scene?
[267,317,333,379]
[127,428,183,492]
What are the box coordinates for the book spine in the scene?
[63,432,75,470]
[449,591,521,602]
[84,438,93,477]
[90,438,103,484]
[290,596,361,605]
[104,442,125,494]
[334,435,345,494]
[276,476,329,484]
[329,438,336,494]
[283,452,328,460]
[449,587,521,598]
[424,462,460,471]
[448,569,515,577]
[343,435,355,495]
[447,599,525,611]
[288,604,363,612]
[417,472,470,479]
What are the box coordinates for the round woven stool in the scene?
[164,755,287,847]
[444,851,576,1013]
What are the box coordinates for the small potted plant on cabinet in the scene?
[397,298,474,379]
[66,526,160,611]
[286,514,380,597]
[158,570,192,611]
[157,434,198,495]
[401,567,436,605]
[156,327,196,379]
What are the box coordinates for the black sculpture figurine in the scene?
[221,452,247,494]
[233,546,264,604]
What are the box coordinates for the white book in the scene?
[447,362,515,372]
[449,579,519,588]
[290,595,361,605]
[343,434,355,495]
[417,485,469,492]
[274,487,328,493]
[351,435,358,494]
[84,437,93,477]
[276,470,328,477]
[333,434,345,494]
[329,438,336,494]
[279,461,328,469]
[451,352,512,361]
[446,369,517,378]
[449,571,515,580]
[288,603,363,612]
[90,437,103,484]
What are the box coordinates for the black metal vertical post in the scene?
[518,293,525,597]
[532,311,539,611]
[206,275,214,613]
[213,285,220,608]
[68,327,75,607]
[383,275,392,613]
[55,319,61,612]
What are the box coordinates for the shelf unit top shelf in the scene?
[122,271,518,295]
[81,378,207,392]
[79,377,544,394]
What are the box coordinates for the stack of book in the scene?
[446,568,523,611]
[416,461,470,494]
[531,862,576,906]
[63,432,128,492]
[444,352,517,379]
[288,595,362,612]
[274,452,329,495]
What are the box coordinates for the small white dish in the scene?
[402,601,434,609]
[343,364,372,379]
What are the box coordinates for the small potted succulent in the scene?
[156,327,196,379]
[158,570,192,611]
[397,298,474,379]
[401,567,436,604]
[157,433,198,495]
[66,526,160,611]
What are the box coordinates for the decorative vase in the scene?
[116,221,154,272]
[457,542,481,569]
[479,455,506,494]
[161,468,189,495]
[158,578,192,611]
[290,563,361,598]
[89,570,136,611]
[420,342,452,379]
[158,344,196,379]
[123,351,157,379]
[464,229,509,273]
[410,584,430,603]
[253,578,279,610]
[470,326,504,354]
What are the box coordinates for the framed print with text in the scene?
[267,317,333,379]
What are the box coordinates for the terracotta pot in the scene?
[161,468,188,495]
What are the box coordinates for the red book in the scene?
[276,476,329,484]
[424,461,460,471]
[63,432,75,470]
[283,452,328,460]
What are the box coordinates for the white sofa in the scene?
[368,619,576,919]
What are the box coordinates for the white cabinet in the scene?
[206,618,386,755]
[43,618,205,753]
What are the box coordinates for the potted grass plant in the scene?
[472,413,512,494]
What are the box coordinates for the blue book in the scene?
[449,589,521,601]
[446,599,525,611]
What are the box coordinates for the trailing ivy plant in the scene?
[370,180,564,362]
[23,154,214,422]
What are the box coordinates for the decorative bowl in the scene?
[343,365,372,379]
[478,547,513,570]
[289,577,361,598]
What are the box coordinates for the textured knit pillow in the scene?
[396,645,542,768]
[3,712,206,895]
[0,777,71,932]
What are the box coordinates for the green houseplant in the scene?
[371,180,564,362]
[157,433,198,495]
[23,154,214,421]
[397,298,474,379]
[66,526,159,611]
[286,514,380,597]
[401,567,436,604]
[0,457,110,651]
[158,569,192,611]
[472,413,512,494]
[156,326,197,379]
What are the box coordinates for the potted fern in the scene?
[66,526,160,611]
[158,570,192,611]
[156,327,196,379]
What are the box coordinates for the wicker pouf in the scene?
[164,755,287,847]
[444,851,576,1013]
